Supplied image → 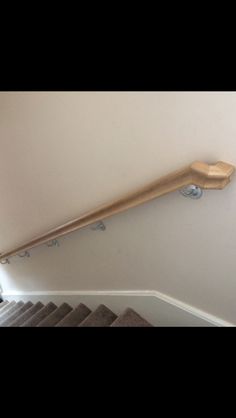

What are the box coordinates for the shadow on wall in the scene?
[0,225,124,292]
[0,198,169,292]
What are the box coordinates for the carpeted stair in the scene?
[0,300,153,327]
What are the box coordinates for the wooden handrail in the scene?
[0,160,235,261]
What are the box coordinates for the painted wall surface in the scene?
[0,92,236,323]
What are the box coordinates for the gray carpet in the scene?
[0,301,24,325]
[1,301,33,327]
[8,302,44,327]
[111,307,153,327]
[0,301,16,316]
[79,304,117,327]
[0,300,153,327]
[21,302,57,327]
[0,300,9,311]
[56,303,91,327]
[37,303,72,327]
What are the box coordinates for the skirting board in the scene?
[1,289,233,327]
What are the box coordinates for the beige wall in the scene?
[0,92,236,322]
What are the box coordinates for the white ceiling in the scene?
[0,92,236,323]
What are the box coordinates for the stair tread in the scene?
[21,302,57,327]
[9,302,45,327]
[37,303,73,327]
[56,303,92,327]
[1,302,33,327]
[79,304,117,327]
[0,301,9,311]
[0,301,24,325]
[0,301,16,317]
[111,307,153,327]
[0,299,153,327]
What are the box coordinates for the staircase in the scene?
[0,300,153,327]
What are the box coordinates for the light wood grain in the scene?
[0,161,234,261]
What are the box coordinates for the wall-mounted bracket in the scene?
[0,258,10,264]
[179,184,203,199]
[47,239,60,247]
[91,221,106,231]
[18,251,30,258]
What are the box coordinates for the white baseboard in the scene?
[1,289,233,327]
